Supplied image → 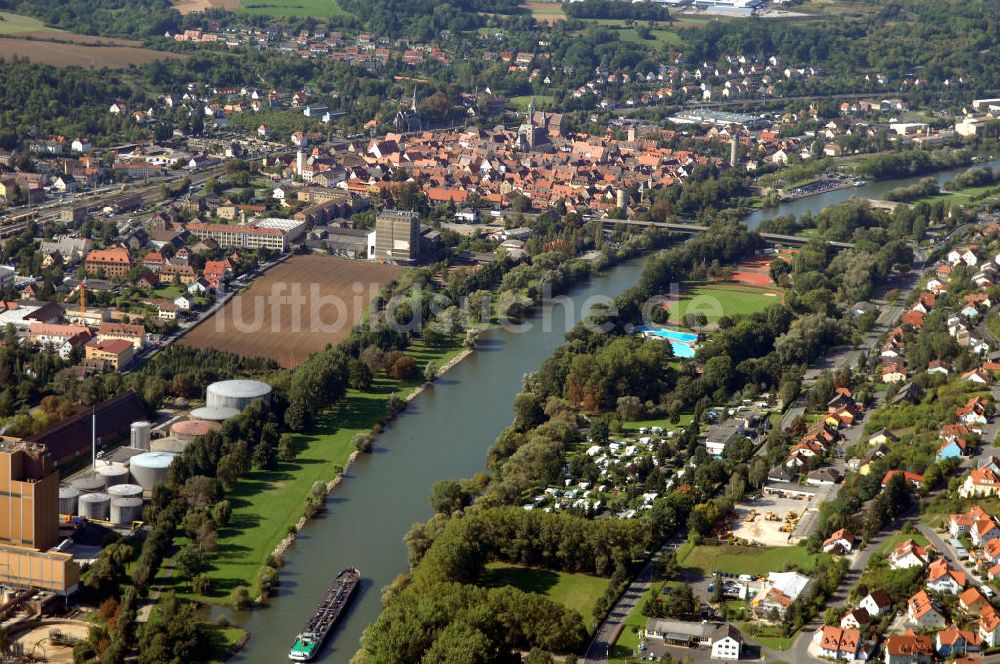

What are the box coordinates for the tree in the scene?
[590,415,610,443]
[424,360,438,383]
[349,358,373,391]
[616,395,643,422]
[430,479,469,514]
[389,355,418,380]
[230,585,250,610]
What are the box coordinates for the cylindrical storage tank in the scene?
[171,419,222,441]
[206,379,272,412]
[78,492,111,521]
[110,497,144,526]
[59,486,81,515]
[151,437,189,454]
[108,484,144,499]
[189,406,240,422]
[95,462,129,487]
[130,421,152,450]
[71,475,105,493]
[129,452,177,492]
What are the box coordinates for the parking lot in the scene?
[731,494,811,546]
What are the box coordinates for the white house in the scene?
[173,295,193,312]
[710,625,744,660]
[859,590,892,617]
[812,625,863,661]
[926,559,966,594]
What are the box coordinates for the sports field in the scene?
[665,282,783,325]
[181,256,401,368]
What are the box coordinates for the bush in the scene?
[390,355,419,380]
[353,432,375,453]
[230,585,251,610]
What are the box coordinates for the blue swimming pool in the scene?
[634,325,697,358]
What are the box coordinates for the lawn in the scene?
[874,531,928,557]
[204,625,248,662]
[519,2,566,22]
[163,340,465,601]
[480,562,611,621]
[0,12,60,34]
[235,0,350,17]
[609,583,659,664]
[152,283,184,300]
[742,622,797,651]
[679,543,827,576]
[614,27,684,48]
[666,282,784,325]
[621,413,694,434]
[509,94,555,111]
[911,182,1000,207]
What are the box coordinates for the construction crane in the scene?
[65,280,86,319]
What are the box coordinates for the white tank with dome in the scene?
[128,452,177,491]
[206,379,272,412]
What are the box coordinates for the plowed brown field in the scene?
[181,256,402,368]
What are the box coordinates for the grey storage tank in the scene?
[107,484,144,499]
[206,379,272,412]
[151,437,189,454]
[131,421,152,450]
[189,406,240,422]
[71,475,105,493]
[110,497,144,526]
[59,486,81,515]
[129,452,177,491]
[95,462,129,487]
[78,492,111,521]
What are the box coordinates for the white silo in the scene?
[189,406,240,422]
[96,462,129,487]
[131,421,152,450]
[129,452,177,492]
[206,379,272,412]
[110,497,144,526]
[78,492,111,521]
[108,484,144,499]
[59,486,81,515]
[71,475,105,493]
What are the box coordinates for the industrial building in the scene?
[371,209,421,265]
[29,390,147,467]
[186,220,303,252]
[0,440,79,595]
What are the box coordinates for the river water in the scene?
[225,154,1000,664]
[744,155,1000,230]
[226,259,646,664]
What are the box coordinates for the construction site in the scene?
[728,495,809,546]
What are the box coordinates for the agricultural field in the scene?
[172,0,241,13]
[181,256,401,368]
[0,37,185,67]
[665,282,784,325]
[509,94,555,111]
[480,562,611,620]
[614,26,684,48]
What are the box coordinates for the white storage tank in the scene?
[131,421,152,450]
[78,492,111,521]
[206,379,272,412]
[71,475,105,493]
[151,437,189,454]
[110,497,144,526]
[59,486,81,515]
[129,452,177,491]
[189,406,240,422]
[108,484,144,499]
[95,462,129,487]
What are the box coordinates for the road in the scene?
[581,546,663,663]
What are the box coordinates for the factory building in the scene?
[371,210,421,265]
[0,440,79,595]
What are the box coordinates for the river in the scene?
[225,154,1000,664]
[225,259,646,664]
[744,155,1000,230]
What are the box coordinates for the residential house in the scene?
[980,606,1000,647]
[95,322,145,350]
[84,339,134,372]
[884,630,934,664]
[823,528,857,555]
[882,470,924,489]
[860,590,892,617]
[936,625,980,659]
[960,587,991,616]
[840,608,871,630]
[813,625,863,661]
[84,247,132,278]
[961,467,1000,498]
[926,558,966,594]
[907,589,947,628]
[890,540,933,570]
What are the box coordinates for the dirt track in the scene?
[181,256,402,368]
